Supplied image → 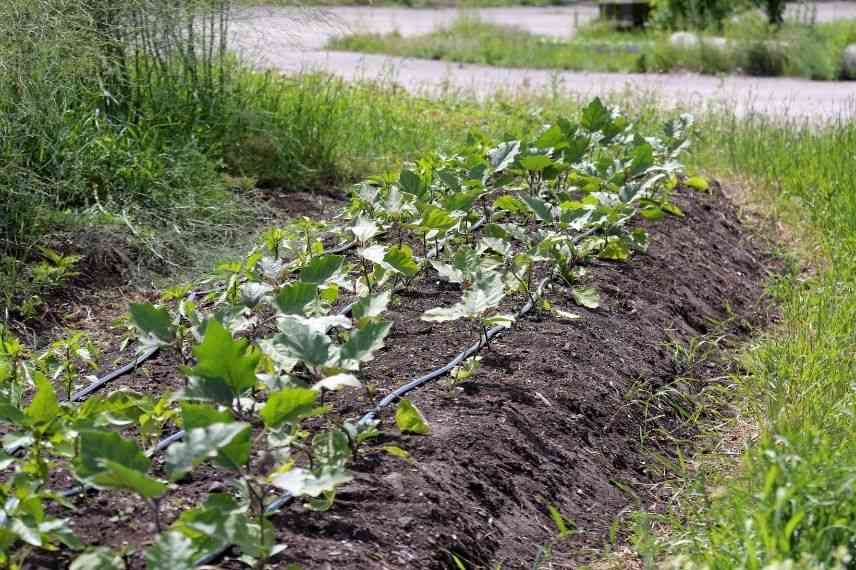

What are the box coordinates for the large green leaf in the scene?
[26,373,59,427]
[74,430,150,480]
[166,422,250,479]
[129,303,175,346]
[181,403,249,470]
[273,282,317,316]
[627,143,654,178]
[384,245,419,277]
[535,124,565,149]
[493,195,526,214]
[598,238,632,261]
[399,169,425,198]
[519,154,554,173]
[580,97,611,133]
[351,290,391,323]
[269,466,352,498]
[572,287,601,309]
[273,317,332,370]
[70,548,124,570]
[261,387,318,428]
[562,133,591,165]
[145,531,195,570]
[444,189,482,213]
[520,195,555,224]
[299,255,344,285]
[339,321,392,371]
[185,320,260,404]
[421,270,505,323]
[395,398,430,435]
[418,205,456,233]
[95,460,167,499]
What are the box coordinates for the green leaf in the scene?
[129,303,175,345]
[418,205,456,233]
[261,388,318,428]
[26,373,59,427]
[382,445,412,463]
[547,504,573,539]
[273,317,332,370]
[520,195,554,223]
[395,398,430,435]
[0,399,27,425]
[166,422,250,480]
[444,189,482,213]
[581,97,612,133]
[145,531,195,570]
[493,195,526,214]
[686,176,710,192]
[640,205,664,220]
[519,154,554,172]
[399,169,425,198]
[180,403,249,470]
[488,140,520,172]
[74,430,150,480]
[299,255,344,285]
[627,143,654,178]
[350,216,379,243]
[70,548,124,570]
[384,245,419,277]
[185,320,260,405]
[599,239,632,261]
[572,287,601,309]
[312,374,361,392]
[95,460,167,499]
[352,291,391,323]
[562,133,590,165]
[535,124,565,149]
[422,270,506,323]
[269,466,352,498]
[339,321,392,371]
[274,282,318,316]
[662,201,685,217]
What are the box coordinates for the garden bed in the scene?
[43,183,774,569]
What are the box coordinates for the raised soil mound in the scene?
[54,183,773,569]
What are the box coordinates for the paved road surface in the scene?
[231,4,856,121]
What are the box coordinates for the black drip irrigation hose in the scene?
[68,347,159,403]
[359,276,550,424]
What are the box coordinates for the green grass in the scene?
[328,15,856,80]
[329,17,643,72]
[632,113,856,568]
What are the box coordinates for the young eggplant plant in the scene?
[421,268,514,346]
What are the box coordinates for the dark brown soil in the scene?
[22,184,775,569]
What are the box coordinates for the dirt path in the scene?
[232,3,856,122]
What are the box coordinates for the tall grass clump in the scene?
[656,115,856,568]
[0,0,239,255]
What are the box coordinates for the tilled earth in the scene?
[21,184,774,569]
